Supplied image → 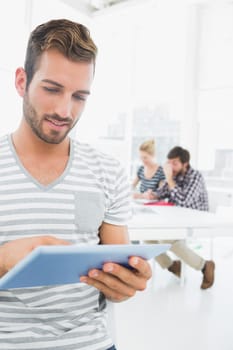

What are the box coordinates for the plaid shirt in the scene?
[156,166,209,211]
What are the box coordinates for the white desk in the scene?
[128,204,233,241]
[129,204,233,285]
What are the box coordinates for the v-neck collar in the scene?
[8,134,74,191]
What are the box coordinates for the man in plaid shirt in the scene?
[156,148,209,211]
[146,146,215,289]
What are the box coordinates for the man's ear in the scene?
[15,67,27,97]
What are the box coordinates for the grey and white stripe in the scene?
[0,134,131,349]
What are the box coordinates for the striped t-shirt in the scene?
[0,134,131,350]
[137,165,165,193]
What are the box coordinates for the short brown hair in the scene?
[167,146,190,164]
[24,18,98,88]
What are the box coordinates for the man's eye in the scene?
[43,87,59,93]
[73,95,86,101]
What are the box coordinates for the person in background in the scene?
[132,139,165,200]
[146,146,215,289]
[0,19,152,350]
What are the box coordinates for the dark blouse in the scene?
[137,165,165,193]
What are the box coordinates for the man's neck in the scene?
[11,126,71,185]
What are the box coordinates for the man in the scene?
[146,146,215,290]
[0,19,151,350]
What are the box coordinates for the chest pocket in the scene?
[75,191,105,233]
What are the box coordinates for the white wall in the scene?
[0,0,91,138]
[77,1,190,171]
[0,0,28,137]
[2,0,233,183]
[30,0,91,29]
[197,3,233,171]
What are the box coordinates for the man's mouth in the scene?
[45,117,71,131]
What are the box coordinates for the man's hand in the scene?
[142,189,157,200]
[163,162,173,181]
[133,189,158,200]
[80,256,152,302]
[0,235,71,277]
[163,162,176,189]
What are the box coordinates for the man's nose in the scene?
[55,95,73,118]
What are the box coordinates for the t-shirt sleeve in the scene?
[104,165,132,226]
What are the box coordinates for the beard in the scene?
[22,94,78,144]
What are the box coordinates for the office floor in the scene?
[113,237,233,350]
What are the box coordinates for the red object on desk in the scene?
[144,201,175,206]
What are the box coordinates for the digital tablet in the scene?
[0,243,170,289]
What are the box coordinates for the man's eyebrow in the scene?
[42,79,64,88]
[41,79,90,94]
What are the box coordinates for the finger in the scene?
[128,257,152,280]
[143,193,149,199]
[46,236,71,245]
[32,235,71,248]
[52,239,72,245]
[80,272,135,302]
[89,269,136,297]
[102,261,149,291]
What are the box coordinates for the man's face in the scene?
[167,157,188,176]
[17,49,94,144]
